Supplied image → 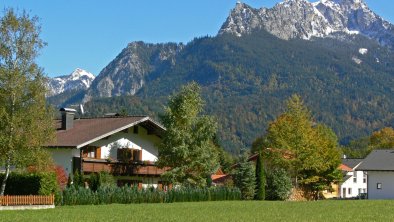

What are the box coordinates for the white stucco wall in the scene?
[90,125,160,162]
[48,125,161,178]
[49,148,80,176]
[340,170,367,198]
[367,171,394,200]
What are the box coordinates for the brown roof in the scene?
[339,164,353,172]
[46,116,165,148]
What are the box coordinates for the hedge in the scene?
[59,186,241,205]
[0,172,58,195]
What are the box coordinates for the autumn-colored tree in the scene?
[369,127,394,150]
[264,95,341,199]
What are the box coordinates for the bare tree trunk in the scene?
[0,158,11,196]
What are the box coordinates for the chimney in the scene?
[60,108,77,130]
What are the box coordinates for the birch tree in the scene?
[0,9,54,195]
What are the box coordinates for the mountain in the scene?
[219,0,394,47]
[83,42,183,102]
[48,0,394,153]
[47,68,95,97]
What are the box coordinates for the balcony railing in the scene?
[74,157,169,176]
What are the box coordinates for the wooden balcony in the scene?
[75,157,169,176]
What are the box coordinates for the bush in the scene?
[266,168,292,201]
[0,172,58,195]
[58,186,241,206]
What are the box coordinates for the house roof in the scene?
[339,164,353,172]
[356,150,394,171]
[341,158,363,169]
[343,175,352,183]
[46,116,165,149]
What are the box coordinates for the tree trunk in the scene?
[0,159,11,196]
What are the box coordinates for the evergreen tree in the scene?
[234,151,256,200]
[255,152,266,200]
[0,9,54,195]
[157,82,219,187]
[266,168,292,201]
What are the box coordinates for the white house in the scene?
[357,150,394,199]
[46,108,169,189]
[339,158,367,198]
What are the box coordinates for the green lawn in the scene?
[1,200,394,222]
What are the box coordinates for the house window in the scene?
[358,188,362,195]
[348,188,352,195]
[377,183,382,189]
[117,148,142,162]
[363,188,367,193]
[363,178,367,183]
[83,146,101,159]
[353,177,357,183]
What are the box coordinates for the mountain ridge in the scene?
[46,0,394,153]
[47,68,95,97]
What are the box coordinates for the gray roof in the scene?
[342,158,363,169]
[356,150,394,171]
[343,175,352,183]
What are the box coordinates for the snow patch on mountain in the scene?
[47,68,95,97]
[359,48,368,55]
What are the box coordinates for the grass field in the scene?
[1,200,394,222]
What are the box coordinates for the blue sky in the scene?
[2,0,393,77]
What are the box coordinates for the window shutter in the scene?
[117,149,122,161]
[96,147,101,159]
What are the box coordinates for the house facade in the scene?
[46,108,169,189]
[339,158,367,198]
[322,158,367,199]
[357,150,394,199]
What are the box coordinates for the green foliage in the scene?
[59,186,241,206]
[51,29,394,155]
[369,127,394,150]
[254,152,266,200]
[264,95,341,199]
[234,152,256,200]
[266,168,292,201]
[0,172,58,195]
[89,172,116,191]
[158,82,219,187]
[342,137,370,158]
[0,9,55,195]
[343,127,394,158]
[72,171,84,188]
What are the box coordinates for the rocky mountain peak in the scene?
[219,0,394,47]
[47,68,95,97]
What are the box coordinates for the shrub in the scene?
[58,186,241,206]
[55,166,68,190]
[0,172,58,195]
[266,168,292,201]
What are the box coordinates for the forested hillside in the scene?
[76,30,394,154]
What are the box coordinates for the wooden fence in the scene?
[0,195,54,206]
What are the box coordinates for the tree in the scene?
[369,127,394,150]
[266,168,292,200]
[264,95,341,199]
[254,152,266,200]
[234,151,256,200]
[0,9,54,195]
[157,82,219,187]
